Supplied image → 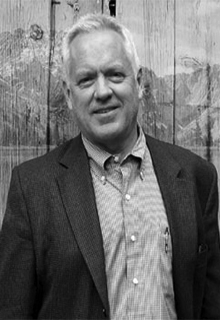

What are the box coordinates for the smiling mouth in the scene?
[94,106,118,114]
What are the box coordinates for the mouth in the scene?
[93,106,119,114]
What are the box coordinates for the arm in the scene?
[0,167,37,319]
[201,165,220,319]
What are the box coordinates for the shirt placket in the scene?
[121,163,146,315]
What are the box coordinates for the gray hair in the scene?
[62,13,141,81]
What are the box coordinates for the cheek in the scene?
[72,88,94,107]
[69,92,86,113]
[71,96,94,125]
[120,89,139,108]
[116,80,138,99]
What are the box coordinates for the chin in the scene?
[96,127,123,142]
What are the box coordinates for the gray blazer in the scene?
[0,134,220,319]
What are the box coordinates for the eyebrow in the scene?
[78,62,125,73]
[75,62,126,80]
[76,69,96,78]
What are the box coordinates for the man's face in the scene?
[65,29,142,153]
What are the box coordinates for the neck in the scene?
[95,126,139,159]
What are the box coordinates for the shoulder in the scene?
[145,134,217,182]
[13,134,83,182]
[145,135,218,213]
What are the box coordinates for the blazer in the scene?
[0,133,220,319]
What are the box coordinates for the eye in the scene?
[77,72,96,88]
[78,77,94,88]
[108,72,125,83]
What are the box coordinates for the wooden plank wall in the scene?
[117,0,175,143]
[0,0,50,224]
[0,0,220,224]
[118,0,220,212]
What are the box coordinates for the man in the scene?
[0,13,220,320]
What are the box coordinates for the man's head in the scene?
[62,14,143,155]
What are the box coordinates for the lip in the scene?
[93,106,119,114]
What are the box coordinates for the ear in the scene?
[136,68,143,99]
[63,80,73,110]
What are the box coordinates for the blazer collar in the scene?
[56,135,109,314]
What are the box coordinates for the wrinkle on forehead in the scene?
[68,29,134,78]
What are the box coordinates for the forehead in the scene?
[69,29,130,67]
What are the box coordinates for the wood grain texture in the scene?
[103,0,116,16]
[174,0,220,192]
[117,0,175,143]
[175,1,220,146]
[0,0,50,222]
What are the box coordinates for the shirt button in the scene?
[131,235,136,242]
[140,171,144,180]
[114,156,119,163]
[125,194,131,201]
[101,176,106,185]
[133,278,139,285]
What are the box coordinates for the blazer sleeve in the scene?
[0,167,37,319]
[201,165,220,319]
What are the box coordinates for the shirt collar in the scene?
[82,136,111,169]
[82,124,147,170]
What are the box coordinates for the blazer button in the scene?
[102,308,107,318]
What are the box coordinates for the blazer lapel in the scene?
[56,135,109,313]
[146,135,197,319]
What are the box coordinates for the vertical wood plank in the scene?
[117,0,175,143]
[48,0,103,146]
[175,0,220,185]
[103,0,115,16]
[55,0,103,31]
[0,0,51,223]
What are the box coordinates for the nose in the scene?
[94,75,112,100]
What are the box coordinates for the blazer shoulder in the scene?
[145,134,217,180]
[14,134,83,180]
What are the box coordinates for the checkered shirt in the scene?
[82,128,177,320]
